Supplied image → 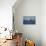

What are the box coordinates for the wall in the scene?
[41,0,46,46]
[13,0,46,46]
[0,0,46,46]
[13,0,41,46]
[0,0,16,30]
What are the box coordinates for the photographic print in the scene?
[23,16,36,24]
